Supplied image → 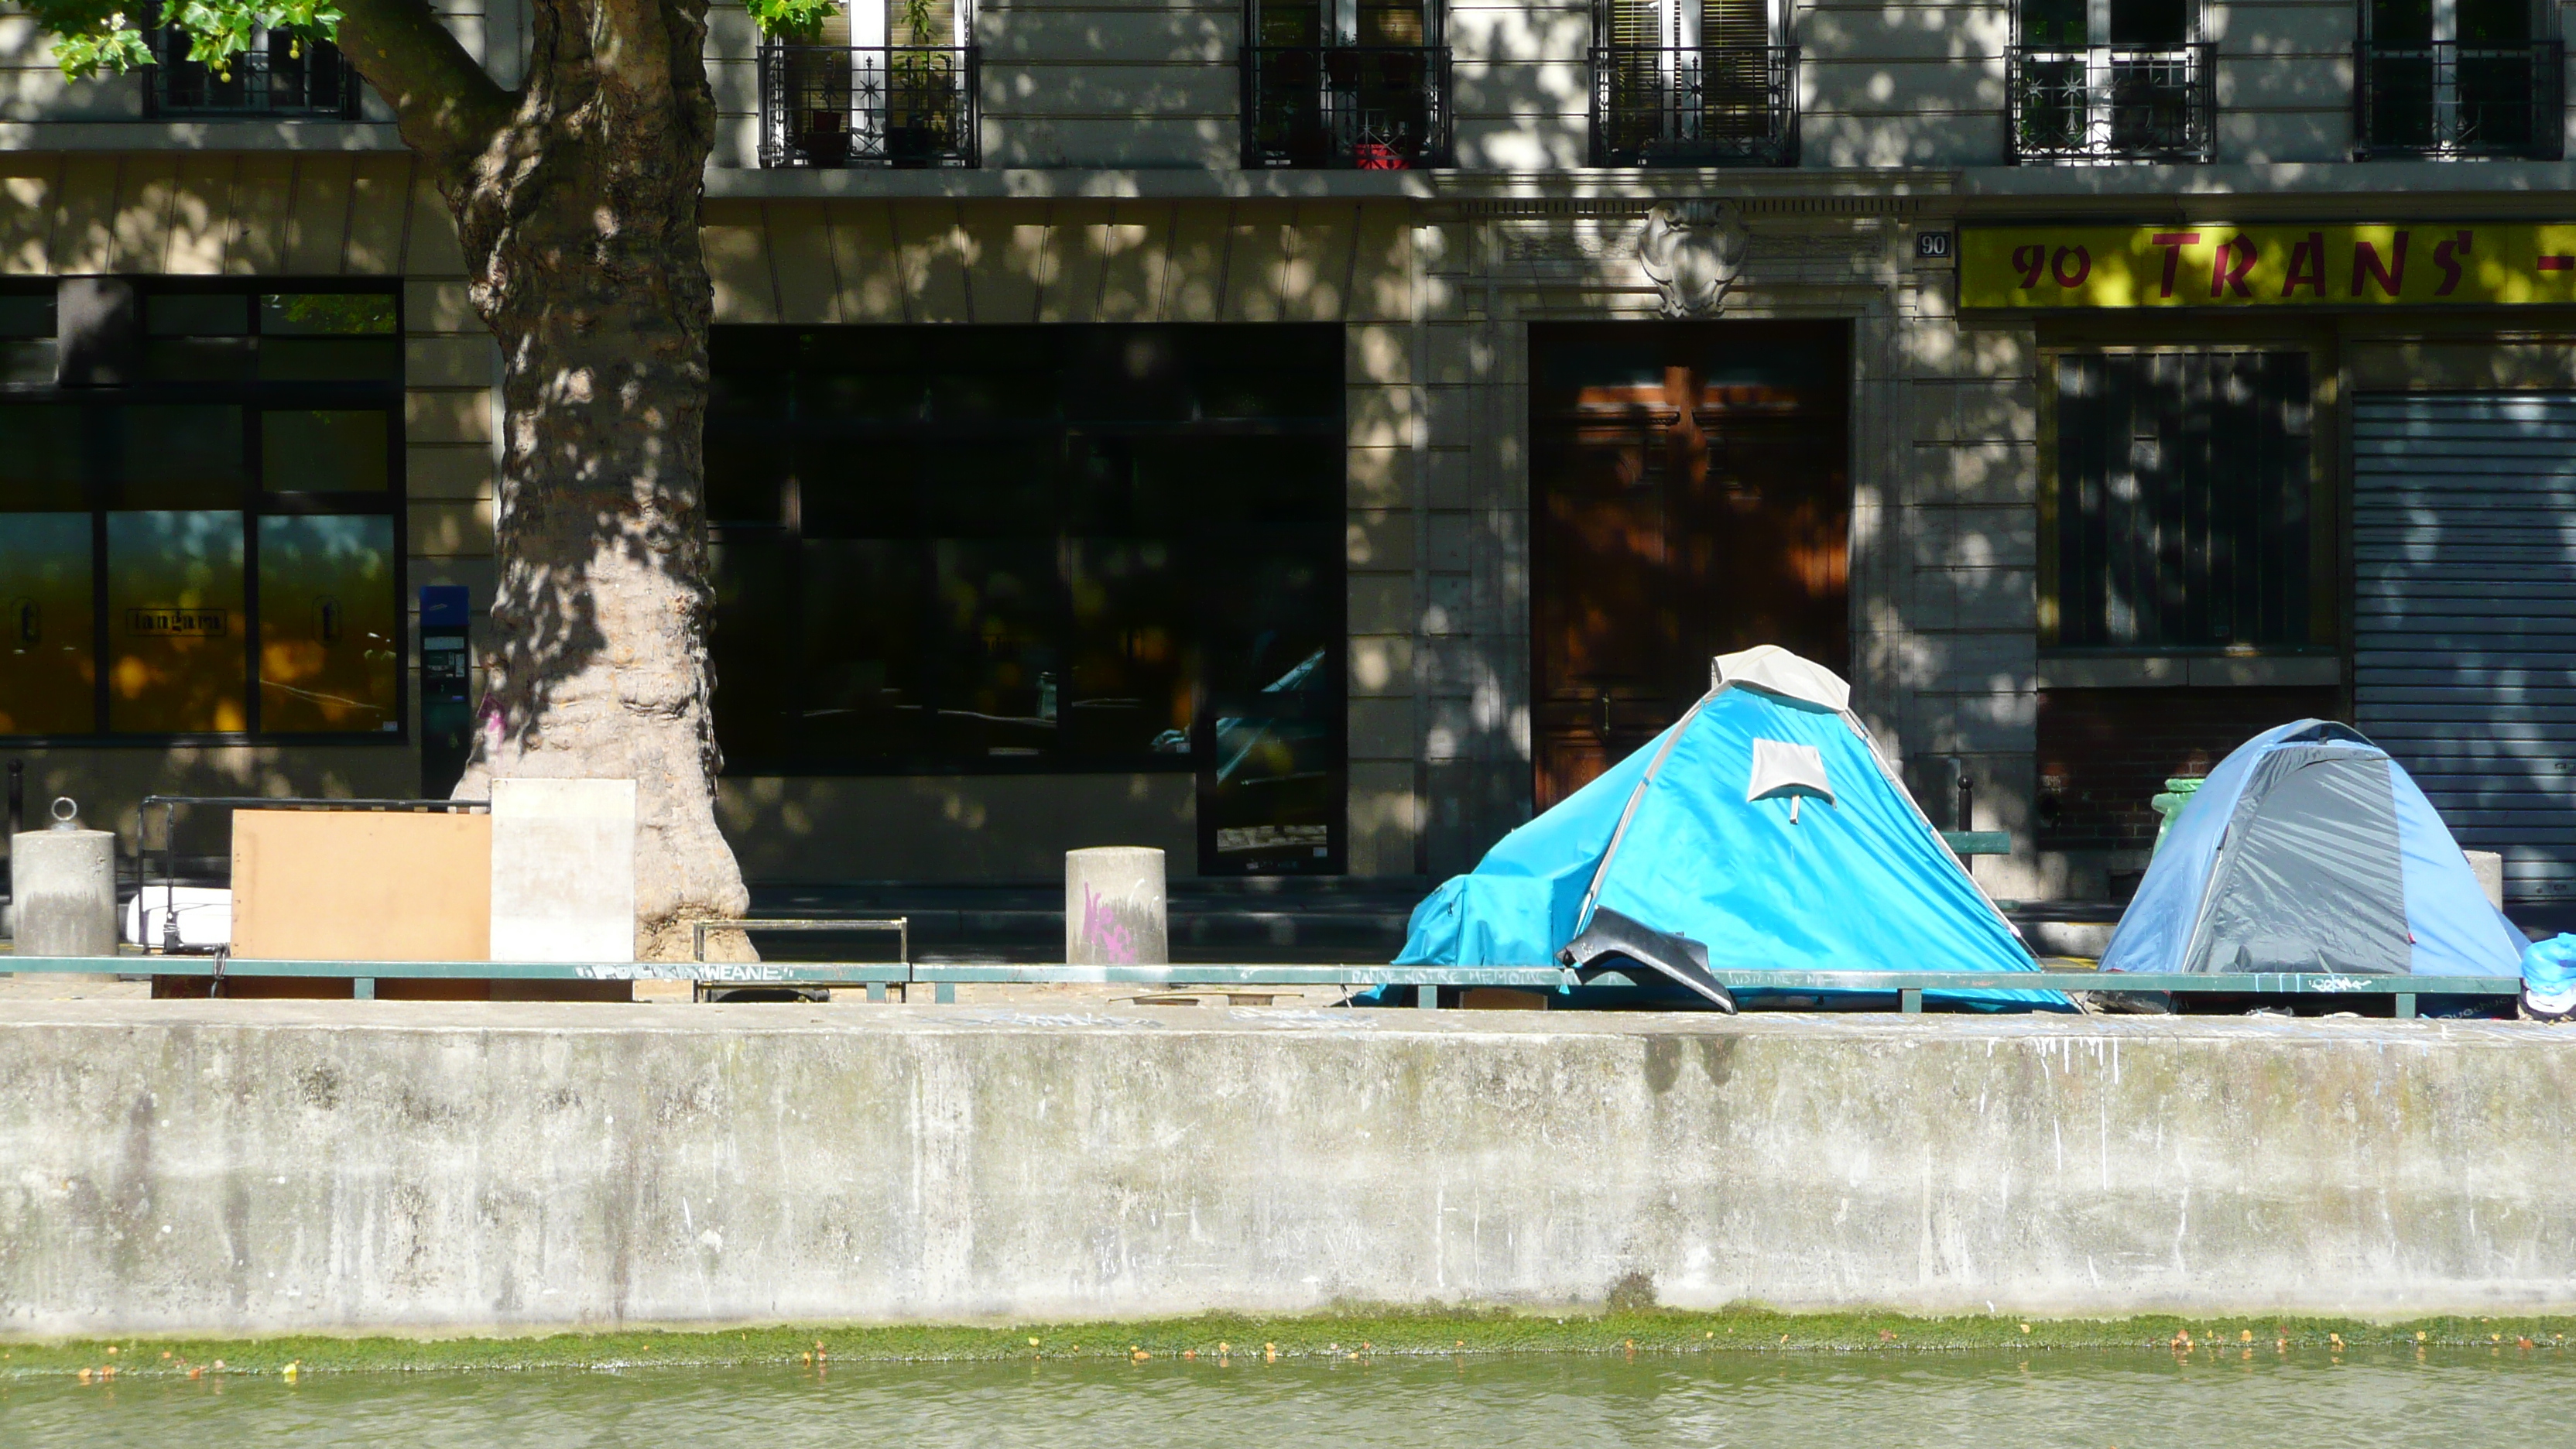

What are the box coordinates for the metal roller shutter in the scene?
[2353,391,2576,903]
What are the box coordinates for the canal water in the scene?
[4,1348,2567,1446]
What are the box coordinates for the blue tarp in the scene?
[1395,673,2059,1007]
[2101,720,2526,978]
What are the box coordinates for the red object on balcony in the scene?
[1352,142,1409,169]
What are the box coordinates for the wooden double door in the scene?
[1530,321,1852,810]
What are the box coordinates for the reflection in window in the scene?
[262,294,398,334]
[263,411,389,492]
[0,280,401,742]
[258,516,399,732]
[259,293,401,381]
[106,510,247,733]
[707,321,1348,865]
[0,514,98,735]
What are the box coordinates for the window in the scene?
[0,282,402,740]
[707,324,1346,872]
[143,18,359,119]
[759,0,979,166]
[1592,0,1798,166]
[2041,350,2323,651]
[2009,0,2215,162]
[2356,0,2562,158]
[1241,0,1452,167]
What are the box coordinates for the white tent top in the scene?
[1711,645,1851,713]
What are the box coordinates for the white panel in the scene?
[2352,392,2576,903]
[489,778,638,963]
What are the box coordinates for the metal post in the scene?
[159,800,181,954]
[2396,992,2417,1020]
[7,759,22,838]
[1899,988,1923,1014]
[865,982,886,1002]
[354,978,375,1000]
[1416,983,1438,1009]
[934,981,955,1004]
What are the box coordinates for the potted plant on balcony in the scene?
[886,0,958,166]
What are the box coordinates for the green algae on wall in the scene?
[8,1307,2576,1379]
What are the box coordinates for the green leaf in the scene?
[742,0,841,41]
[23,0,344,77]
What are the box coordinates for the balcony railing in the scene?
[2355,40,2564,159]
[1241,46,1454,168]
[2007,43,2215,163]
[144,30,358,118]
[759,44,981,168]
[1591,46,1799,166]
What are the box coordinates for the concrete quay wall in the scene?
[2,1003,2572,1337]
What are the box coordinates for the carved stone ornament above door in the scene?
[1638,200,1749,318]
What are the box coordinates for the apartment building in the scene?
[2,0,2574,904]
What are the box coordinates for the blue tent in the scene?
[1394,646,2061,1009]
[2101,720,2526,978]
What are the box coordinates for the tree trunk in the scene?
[375,0,748,960]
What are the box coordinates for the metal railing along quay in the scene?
[4,954,2520,1019]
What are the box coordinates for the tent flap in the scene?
[2184,749,2410,975]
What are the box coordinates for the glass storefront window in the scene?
[263,410,390,492]
[0,280,401,741]
[115,405,248,508]
[145,292,255,382]
[257,515,399,732]
[106,510,247,733]
[0,288,58,386]
[707,321,1346,869]
[0,403,87,510]
[0,512,97,735]
[259,292,400,381]
[2046,350,2317,650]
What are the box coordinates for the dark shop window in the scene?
[2043,349,2321,651]
[705,324,1347,862]
[0,279,402,741]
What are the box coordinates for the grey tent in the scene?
[2100,720,2525,978]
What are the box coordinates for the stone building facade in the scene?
[5,0,2576,903]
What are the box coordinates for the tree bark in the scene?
[345,0,748,960]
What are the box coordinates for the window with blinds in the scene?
[2043,350,2321,650]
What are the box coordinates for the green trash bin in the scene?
[2149,776,2204,855]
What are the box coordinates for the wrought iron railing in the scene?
[1240,45,1454,168]
[144,29,358,118]
[2007,43,2215,163]
[759,44,981,168]
[1590,45,1799,166]
[2354,40,2564,159]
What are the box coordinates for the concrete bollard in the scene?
[1065,847,1168,966]
[10,797,117,962]
[2465,850,2506,910]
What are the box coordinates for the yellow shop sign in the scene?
[1961,224,2576,308]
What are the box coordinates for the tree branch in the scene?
[335,0,517,176]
